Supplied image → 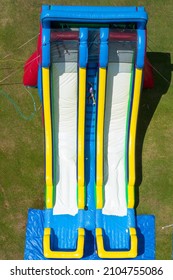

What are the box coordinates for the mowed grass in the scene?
[0,0,173,259]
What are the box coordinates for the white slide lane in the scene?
[103,61,133,216]
[52,62,78,216]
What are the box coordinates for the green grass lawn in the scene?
[0,0,173,259]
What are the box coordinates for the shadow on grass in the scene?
[135,52,173,208]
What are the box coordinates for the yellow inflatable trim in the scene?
[96,68,107,209]
[43,228,85,259]
[128,69,143,208]
[78,68,86,209]
[96,227,137,259]
[42,67,53,209]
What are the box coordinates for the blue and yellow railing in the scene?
[95,28,145,259]
[43,28,88,259]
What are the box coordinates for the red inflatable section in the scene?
[23,50,39,87]
[23,27,42,87]
[143,56,154,89]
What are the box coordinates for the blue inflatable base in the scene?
[24,209,155,260]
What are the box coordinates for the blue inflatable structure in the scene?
[24,5,155,260]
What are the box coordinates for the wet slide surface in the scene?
[103,61,133,217]
[51,62,78,216]
[49,33,135,252]
[51,59,134,208]
[97,55,134,250]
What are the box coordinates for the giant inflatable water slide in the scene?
[23,5,155,260]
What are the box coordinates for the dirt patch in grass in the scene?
[0,186,10,210]
[0,137,16,156]
[13,213,26,233]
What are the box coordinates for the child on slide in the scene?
[88,82,96,105]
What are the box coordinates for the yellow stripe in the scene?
[44,228,85,259]
[128,69,143,208]
[96,227,137,258]
[96,68,107,209]
[78,68,86,209]
[42,67,53,209]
